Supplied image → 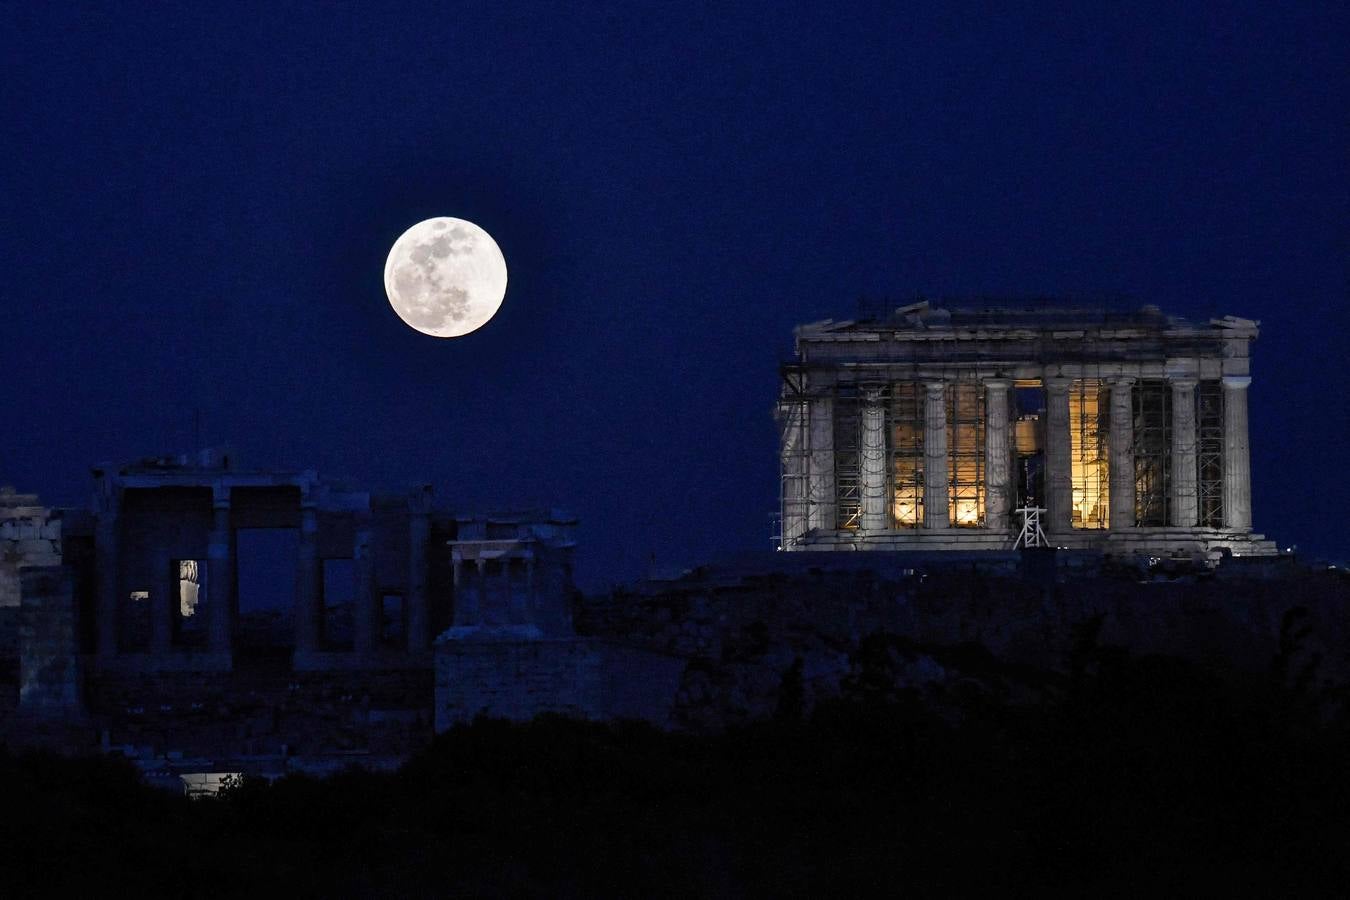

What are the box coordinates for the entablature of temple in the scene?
[793,303,1258,372]
[790,357,1248,391]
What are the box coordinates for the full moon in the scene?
[383,217,507,338]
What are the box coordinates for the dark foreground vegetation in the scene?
[6,642,1349,897]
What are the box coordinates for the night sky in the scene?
[4,3,1347,586]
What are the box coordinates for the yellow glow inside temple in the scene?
[1069,380,1109,529]
[952,498,981,526]
[947,383,985,528]
[893,497,921,526]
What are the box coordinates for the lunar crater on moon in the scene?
[384,217,507,337]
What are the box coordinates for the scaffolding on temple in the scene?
[776,365,810,550]
[1012,506,1048,549]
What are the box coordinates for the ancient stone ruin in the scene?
[2,302,1335,790]
[778,302,1275,559]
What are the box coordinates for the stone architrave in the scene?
[983,378,1012,530]
[1108,378,1136,530]
[1170,378,1199,527]
[923,381,949,529]
[859,387,888,532]
[1044,377,1072,533]
[1222,375,1253,530]
[807,393,836,532]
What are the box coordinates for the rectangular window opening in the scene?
[381,594,405,646]
[1133,380,1172,526]
[1069,380,1110,529]
[321,558,356,651]
[235,528,298,657]
[889,382,924,528]
[946,383,986,527]
[1197,381,1225,527]
[120,589,151,652]
[1014,382,1045,512]
[172,559,208,648]
[833,386,863,530]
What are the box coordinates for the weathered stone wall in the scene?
[85,667,433,760]
[434,638,683,731]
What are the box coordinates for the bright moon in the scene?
[384,217,507,338]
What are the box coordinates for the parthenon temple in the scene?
[777,302,1276,558]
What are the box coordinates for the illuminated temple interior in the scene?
[777,302,1277,558]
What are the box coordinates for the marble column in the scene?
[777,398,808,548]
[1044,377,1072,533]
[807,393,836,532]
[1222,375,1253,530]
[1170,379,1199,527]
[95,489,120,660]
[983,378,1012,530]
[1108,378,1136,530]
[207,489,234,657]
[353,522,376,656]
[860,387,889,532]
[295,504,320,655]
[923,381,949,529]
[407,499,430,650]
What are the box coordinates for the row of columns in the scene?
[95,489,434,661]
[790,373,1252,536]
[451,556,537,628]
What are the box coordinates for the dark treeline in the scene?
[5,639,1349,897]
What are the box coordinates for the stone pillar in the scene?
[207,489,234,657]
[95,489,120,660]
[407,494,431,651]
[983,378,1012,530]
[807,393,836,532]
[525,557,537,624]
[19,567,82,716]
[1108,378,1136,530]
[1222,375,1253,530]
[474,558,488,625]
[451,557,467,626]
[353,522,376,656]
[860,387,888,532]
[1170,379,1199,527]
[295,504,320,656]
[1044,377,1072,533]
[923,381,949,529]
[778,398,808,548]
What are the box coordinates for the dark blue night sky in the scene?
[4,3,1347,585]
